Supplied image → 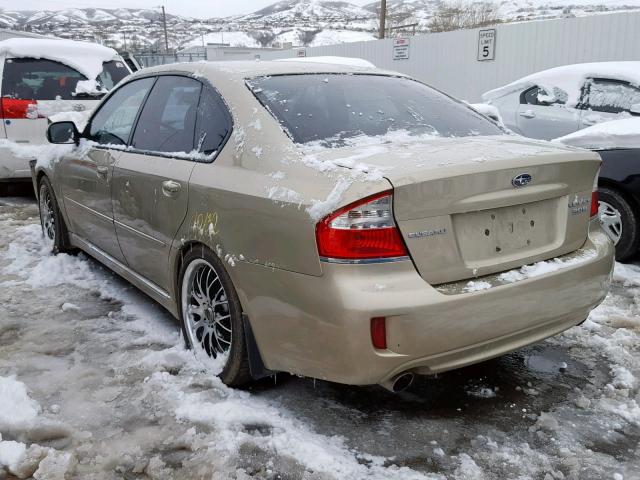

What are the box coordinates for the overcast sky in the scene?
[2,0,374,18]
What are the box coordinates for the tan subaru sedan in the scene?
[35,60,614,392]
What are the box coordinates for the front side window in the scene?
[2,58,86,100]
[247,74,503,146]
[584,78,640,114]
[521,86,567,106]
[89,77,154,146]
[130,76,202,154]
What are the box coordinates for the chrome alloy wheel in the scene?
[39,184,56,244]
[181,259,232,357]
[599,200,622,246]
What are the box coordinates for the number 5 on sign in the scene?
[478,29,496,61]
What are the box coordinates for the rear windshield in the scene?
[247,74,504,146]
[2,58,129,100]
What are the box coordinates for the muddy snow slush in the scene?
[35,60,615,391]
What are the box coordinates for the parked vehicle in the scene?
[482,62,640,141]
[555,117,640,261]
[36,61,613,391]
[0,38,131,193]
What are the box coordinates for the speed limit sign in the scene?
[478,29,496,61]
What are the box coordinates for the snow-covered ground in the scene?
[1,196,639,479]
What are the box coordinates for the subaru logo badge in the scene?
[512,173,532,188]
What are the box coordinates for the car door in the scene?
[515,86,580,140]
[579,78,640,128]
[112,75,202,291]
[59,76,155,263]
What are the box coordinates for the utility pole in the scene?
[161,5,169,53]
[379,0,387,39]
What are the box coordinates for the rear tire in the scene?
[178,245,252,387]
[598,187,639,262]
[38,177,74,254]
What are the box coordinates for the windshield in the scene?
[247,74,504,146]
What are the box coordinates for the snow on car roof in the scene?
[0,38,119,81]
[483,62,640,107]
[275,56,376,69]
[554,116,640,150]
[144,59,400,85]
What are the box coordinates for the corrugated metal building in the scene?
[232,11,640,102]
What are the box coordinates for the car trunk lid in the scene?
[310,135,601,284]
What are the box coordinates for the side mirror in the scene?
[630,104,640,116]
[47,121,79,145]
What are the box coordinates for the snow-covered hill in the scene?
[2,0,640,52]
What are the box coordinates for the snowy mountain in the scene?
[2,0,640,52]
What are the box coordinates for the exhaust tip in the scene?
[381,372,415,393]
[392,373,414,392]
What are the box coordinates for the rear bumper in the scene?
[0,146,32,181]
[237,222,614,386]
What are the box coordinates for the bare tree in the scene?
[428,1,501,33]
[249,30,276,47]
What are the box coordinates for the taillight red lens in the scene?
[590,190,599,217]
[315,191,408,260]
[1,98,38,119]
[370,317,387,350]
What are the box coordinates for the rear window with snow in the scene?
[2,58,129,100]
[2,58,85,100]
[247,74,503,145]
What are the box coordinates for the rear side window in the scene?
[194,87,232,156]
[584,78,640,114]
[98,60,130,90]
[247,74,503,145]
[89,77,154,146]
[130,76,202,154]
[2,58,86,100]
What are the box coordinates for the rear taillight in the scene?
[591,167,600,218]
[315,190,408,260]
[1,98,39,119]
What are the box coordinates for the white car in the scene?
[0,38,131,193]
[482,62,640,140]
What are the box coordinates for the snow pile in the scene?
[554,116,640,149]
[483,62,640,107]
[73,79,106,96]
[47,110,93,132]
[498,248,598,283]
[0,38,118,81]
[0,139,75,170]
[0,376,40,431]
[469,103,506,129]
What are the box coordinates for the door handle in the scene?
[519,111,536,119]
[96,165,109,178]
[162,180,181,197]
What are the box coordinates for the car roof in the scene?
[136,59,403,83]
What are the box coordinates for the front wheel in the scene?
[179,246,252,387]
[598,187,639,262]
[38,177,73,254]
